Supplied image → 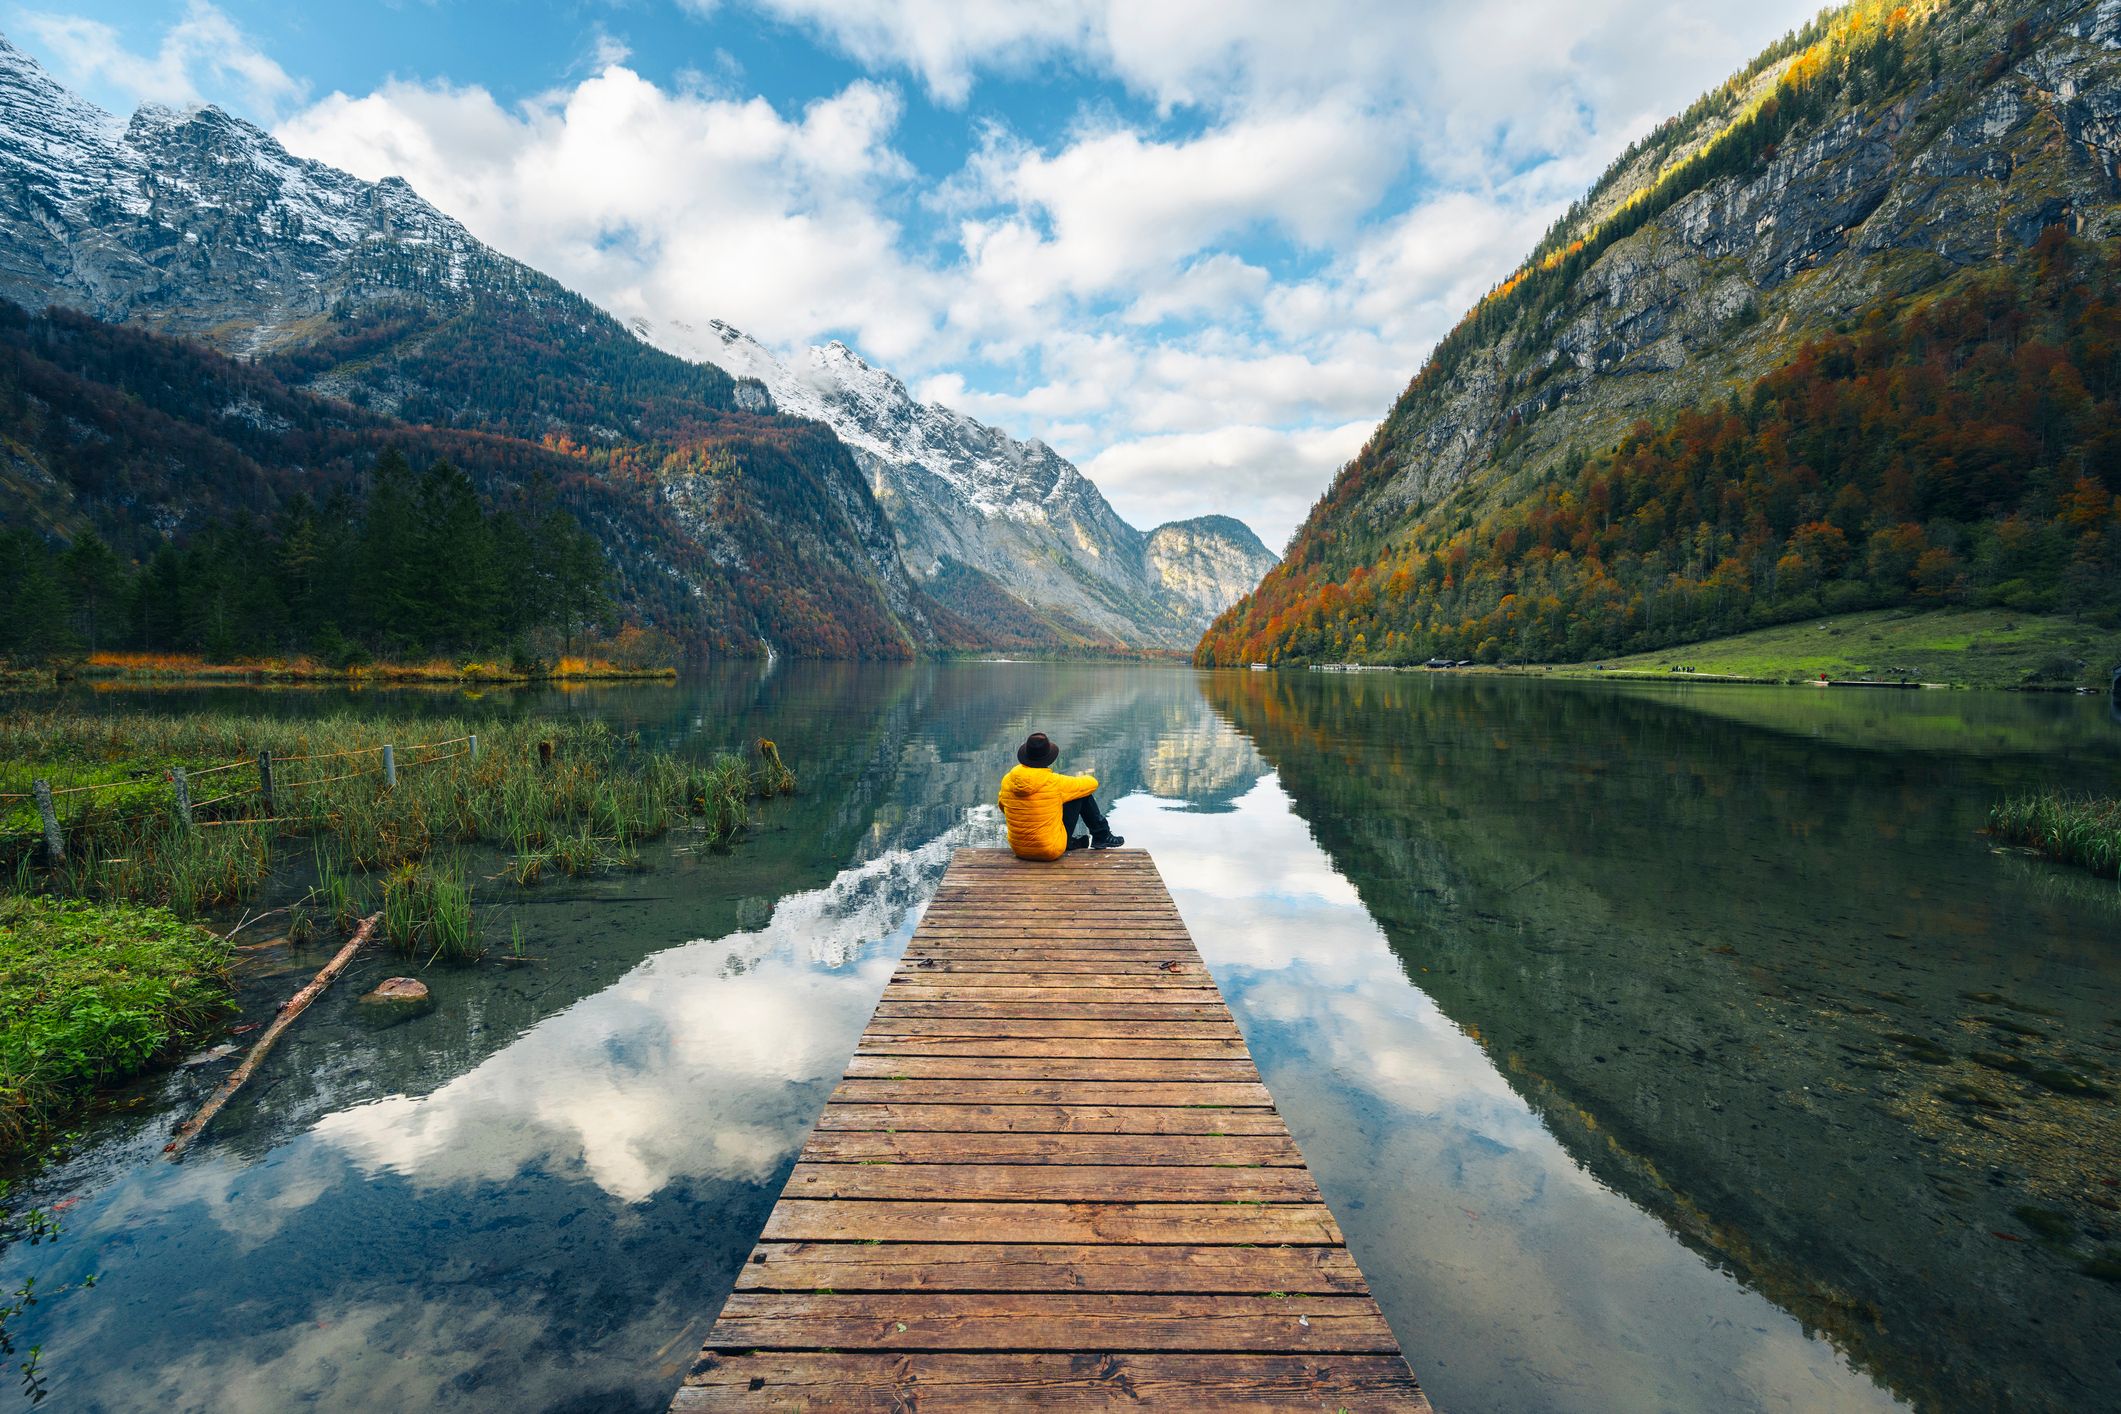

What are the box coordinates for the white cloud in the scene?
[1083,421,1374,553]
[18,0,302,119]
[25,0,1825,546]
[275,65,948,365]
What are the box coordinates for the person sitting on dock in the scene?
[999,731,1124,859]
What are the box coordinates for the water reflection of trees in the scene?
[1204,669,2119,1414]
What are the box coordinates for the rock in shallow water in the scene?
[358,976,432,1014]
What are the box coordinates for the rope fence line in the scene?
[16,732,475,792]
[45,779,145,797]
[14,731,485,863]
[273,744,389,764]
[274,768,374,790]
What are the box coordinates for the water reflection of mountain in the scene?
[189,664,1265,1158]
[1204,670,2119,1414]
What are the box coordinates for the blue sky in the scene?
[12,0,1825,544]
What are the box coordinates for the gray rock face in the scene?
[0,36,482,351]
[1145,516,1279,623]
[1347,0,2121,530]
[645,319,1278,649]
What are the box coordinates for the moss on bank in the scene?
[0,897,233,1154]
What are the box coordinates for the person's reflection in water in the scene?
[998,731,1125,859]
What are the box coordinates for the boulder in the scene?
[361,976,429,1004]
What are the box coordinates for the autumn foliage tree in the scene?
[1200,234,2121,667]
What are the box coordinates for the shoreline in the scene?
[55,654,680,688]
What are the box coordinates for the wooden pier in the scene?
[672,847,1429,1410]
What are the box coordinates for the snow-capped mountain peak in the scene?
[634,314,1276,647]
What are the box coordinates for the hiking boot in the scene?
[1067,834,1091,851]
[1091,833,1126,849]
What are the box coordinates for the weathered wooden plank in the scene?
[861,1018,1244,1040]
[924,902,1181,912]
[813,1104,1288,1136]
[733,1241,1364,1294]
[843,1056,1260,1083]
[933,890,1179,903]
[874,1001,1235,1020]
[902,946,1199,960]
[796,1131,1304,1167]
[879,986,1223,1005]
[781,1162,1320,1203]
[905,940,1196,950]
[920,908,1186,920]
[854,1037,1251,1060]
[704,1293,1397,1354]
[896,958,1210,976]
[760,1200,1344,1245]
[676,1353,1434,1412]
[896,963,1210,979]
[888,972,1214,991]
[831,1078,1274,1106]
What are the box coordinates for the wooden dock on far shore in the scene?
[671,847,1430,1410]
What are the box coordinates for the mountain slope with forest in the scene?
[1198,0,2121,669]
[0,302,942,658]
[0,37,942,658]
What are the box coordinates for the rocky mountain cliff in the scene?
[1200,0,2121,666]
[0,36,945,657]
[645,318,1276,649]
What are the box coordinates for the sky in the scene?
[11,0,1826,548]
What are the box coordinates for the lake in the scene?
[5,664,2117,1412]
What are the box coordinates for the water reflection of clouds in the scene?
[311,826,980,1204]
[1128,766,1904,1414]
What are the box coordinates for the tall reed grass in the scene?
[1,710,795,917]
[1990,792,2121,879]
[382,861,480,964]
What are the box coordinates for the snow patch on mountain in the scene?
[635,315,1278,647]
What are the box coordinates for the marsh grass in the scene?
[1,710,795,917]
[0,896,232,1151]
[382,860,480,965]
[1990,792,2121,880]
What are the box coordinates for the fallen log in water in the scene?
[163,910,382,1160]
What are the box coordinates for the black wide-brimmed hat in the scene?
[1017,732,1060,768]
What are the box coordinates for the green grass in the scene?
[1990,793,2121,880]
[1,710,796,918]
[382,860,481,965]
[0,896,233,1153]
[1551,608,2121,689]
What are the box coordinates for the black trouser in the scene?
[1061,794,1111,842]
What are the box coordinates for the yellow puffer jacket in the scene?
[998,764,1099,861]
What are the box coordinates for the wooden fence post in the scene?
[381,744,396,790]
[172,767,193,827]
[468,734,479,763]
[31,779,63,864]
[257,749,276,816]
